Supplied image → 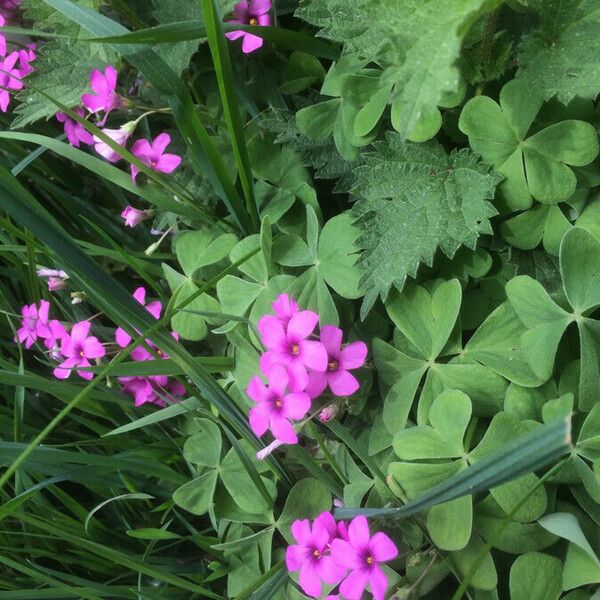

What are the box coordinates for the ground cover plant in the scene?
[1,0,600,598]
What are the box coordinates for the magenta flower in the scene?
[121,206,152,228]
[115,287,162,348]
[305,325,367,399]
[272,293,299,325]
[0,51,23,112]
[93,124,133,162]
[53,321,106,381]
[47,276,67,292]
[0,16,6,57]
[247,364,310,444]
[286,511,347,598]
[226,0,271,54]
[119,372,185,408]
[130,132,181,183]
[17,45,35,77]
[15,300,50,349]
[330,516,398,600]
[258,310,327,392]
[81,65,122,125]
[56,109,93,148]
[43,319,67,360]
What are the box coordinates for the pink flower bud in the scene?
[121,206,152,228]
[47,276,67,292]
[256,439,284,460]
[319,404,338,423]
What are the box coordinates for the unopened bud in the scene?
[256,439,284,460]
[319,404,338,422]
[70,291,85,305]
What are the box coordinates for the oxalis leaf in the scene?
[351,132,500,318]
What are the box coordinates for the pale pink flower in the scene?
[47,277,67,292]
[258,310,327,392]
[0,51,23,112]
[256,438,284,460]
[331,516,398,600]
[286,512,347,598]
[81,65,123,125]
[319,404,338,423]
[272,293,298,326]
[93,123,134,162]
[305,325,367,399]
[121,206,152,227]
[130,132,182,183]
[115,287,162,348]
[15,300,50,349]
[226,0,271,54]
[53,321,105,381]
[246,364,310,444]
[43,319,67,359]
[56,109,93,148]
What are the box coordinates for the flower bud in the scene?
[319,404,338,423]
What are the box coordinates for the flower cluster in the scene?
[226,0,272,54]
[247,294,367,455]
[0,0,36,112]
[14,287,185,408]
[286,513,398,600]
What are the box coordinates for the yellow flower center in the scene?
[313,549,321,558]
[328,360,339,372]
[366,556,374,565]
[275,398,282,408]
[291,344,300,356]
[249,17,258,25]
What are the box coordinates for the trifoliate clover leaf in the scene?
[459,80,599,211]
[517,0,600,104]
[351,133,500,317]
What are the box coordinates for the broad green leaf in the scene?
[352,133,499,317]
[509,552,562,600]
[175,230,237,276]
[183,419,222,468]
[427,495,472,551]
[577,318,600,412]
[452,533,498,591]
[296,99,341,140]
[172,470,218,516]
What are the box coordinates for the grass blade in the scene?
[335,415,572,520]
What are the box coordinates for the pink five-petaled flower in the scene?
[130,132,181,184]
[258,310,327,392]
[93,122,135,162]
[43,319,67,360]
[0,51,23,112]
[81,65,123,126]
[119,374,184,408]
[331,516,398,600]
[16,300,50,349]
[226,0,271,54]
[121,206,152,228]
[56,109,94,148]
[247,364,310,444]
[305,325,367,399]
[53,321,106,381]
[286,512,346,598]
[115,286,162,348]
[272,293,299,326]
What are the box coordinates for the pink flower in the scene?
[272,293,298,326]
[121,206,152,227]
[258,310,327,392]
[115,287,162,348]
[0,51,23,112]
[130,132,182,183]
[56,109,93,148]
[43,319,67,359]
[247,364,310,444]
[286,511,346,598]
[330,516,398,600]
[53,321,105,381]
[15,300,50,349]
[319,404,338,423]
[17,45,35,77]
[93,123,134,162]
[81,65,123,126]
[119,373,185,408]
[226,0,272,54]
[0,16,6,57]
[305,325,367,399]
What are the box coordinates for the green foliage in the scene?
[352,133,500,316]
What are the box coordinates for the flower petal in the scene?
[266,363,289,395]
[348,515,371,549]
[152,132,171,155]
[246,375,267,403]
[286,544,309,572]
[298,559,322,598]
[330,539,363,570]
[282,392,310,420]
[242,32,264,53]
[288,310,319,340]
[156,153,182,174]
[339,568,370,600]
[313,511,337,542]
[133,286,146,304]
[70,321,91,343]
[320,324,342,358]
[146,300,162,320]
[304,371,328,399]
[291,518,311,545]
[82,336,106,359]
[258,314,286,349]
[287,361,309,392]
[115,327,131,348]
[249,404,270,437]
[339,341,368,370]
[328,370,359,397]
[257,13,271,25]
[269,414,297,444]
[299,340,328,372]
[368,565,389,600]
[251,0,272,15]
[370,532,398,563]
[225,28,245,40]
[317,555,347,586]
